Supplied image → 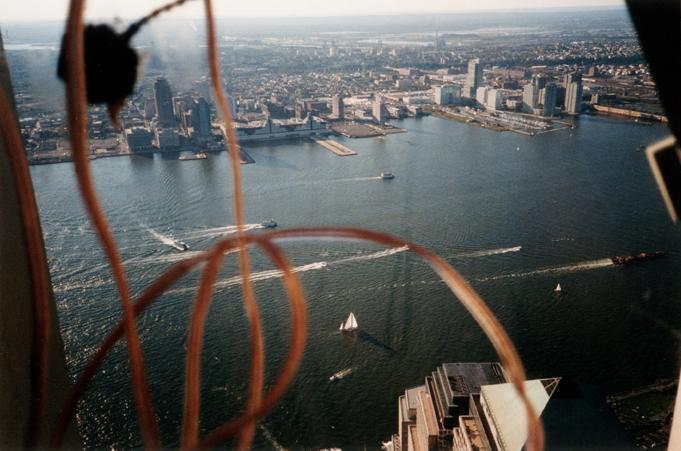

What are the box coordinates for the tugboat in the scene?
[260,219,277,229]
[611,251,664,265]
[171,239,190,252]
[380,172,395,180]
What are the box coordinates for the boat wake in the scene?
[184,223,263,239]
[478,258,614,282]
[145,227,176,246]
[450,246,522,259]
[258,424,287,451]
[166,246,408,295]
[344,176,383,182]
[331,245,409,265]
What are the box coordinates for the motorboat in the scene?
[380,172,395,180]
[171,240,189,252]
[260,219,277,229]
[329,368,353,382]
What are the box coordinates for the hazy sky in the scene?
[3,0,624,22]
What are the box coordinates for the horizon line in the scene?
[0,4,626,24]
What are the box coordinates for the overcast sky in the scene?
[2,0,624,21]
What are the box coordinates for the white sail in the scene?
[344,312,358,331]
[339,321,345,331]
[554,283,562,292]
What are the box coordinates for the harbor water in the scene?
[31,114,679,448]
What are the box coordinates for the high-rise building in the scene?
[153,78,175,125]
[372,95,387,124]
[387,362,559,451]
[192,97,211,136]
[463,58,483,98]
[475,86,489,107]
[433,84,461,105]
[522,83,539,113]
[542,83,557,117]
[486,89,502,111]
[332,94,345,120]
[564,73,583,114]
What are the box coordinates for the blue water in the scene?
[31,114,679,448]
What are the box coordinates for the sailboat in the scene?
[339,312,358,332]
[554,283,562,292]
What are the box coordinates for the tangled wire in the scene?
[0,0,545,449]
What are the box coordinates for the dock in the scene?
[312,138,357,156]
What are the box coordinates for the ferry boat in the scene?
[329,368,353,382]
[171,240,189,252]
[380,172,395,180]
[179,152,208,161]
[611,251,664,265]
[260,219,277,229]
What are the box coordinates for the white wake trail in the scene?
[451,246,522,259]
[145,227,175,246]
[480,258,614,282]
[185,223,263,239]
[331,246,409,265]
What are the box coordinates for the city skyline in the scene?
[2,0,625,22]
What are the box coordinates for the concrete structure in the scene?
[153,77,175,125]
[332,94,345,120]
[373,95,388,124]
[153,127,180,149]
[235,115,328,142]
[522,83,539,113]
[486,89,502,111]
[192,97,212,137]
[387,363,559,451]
[542,83,557,117]
[433,85,461,105]
[126,127,154,152]
[564,73,583,114]
[463,58,483,98]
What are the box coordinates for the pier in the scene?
[312,137,357,156]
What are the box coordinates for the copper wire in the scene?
[40,0,548,449]
[64,0,161,448]
[0,76,51,448]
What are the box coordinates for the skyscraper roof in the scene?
[481,378,560,451]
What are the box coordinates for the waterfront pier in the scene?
[312,137,357,156]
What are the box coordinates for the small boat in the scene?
[179,152,208,161]
[339,312,358,332]
[554,283,562,292]
[380,172,395,180]
[260,219,277,229]
[171,239,189,252]
[611,251,664,265]
[329,368,353,381]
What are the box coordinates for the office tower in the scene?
[523,83,539,113]
[565,73,583,114]
[192,97,211,136]
[332,94,344,120]
[463,58,482,98]
[372,95,387,124]
[153,78,174,125]
[486,89,502,111]
[388,362,559,451]
[433,84,461,106]
[143,97,155,121]
[542,83,557,117]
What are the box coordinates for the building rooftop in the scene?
[481,378,560,451]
